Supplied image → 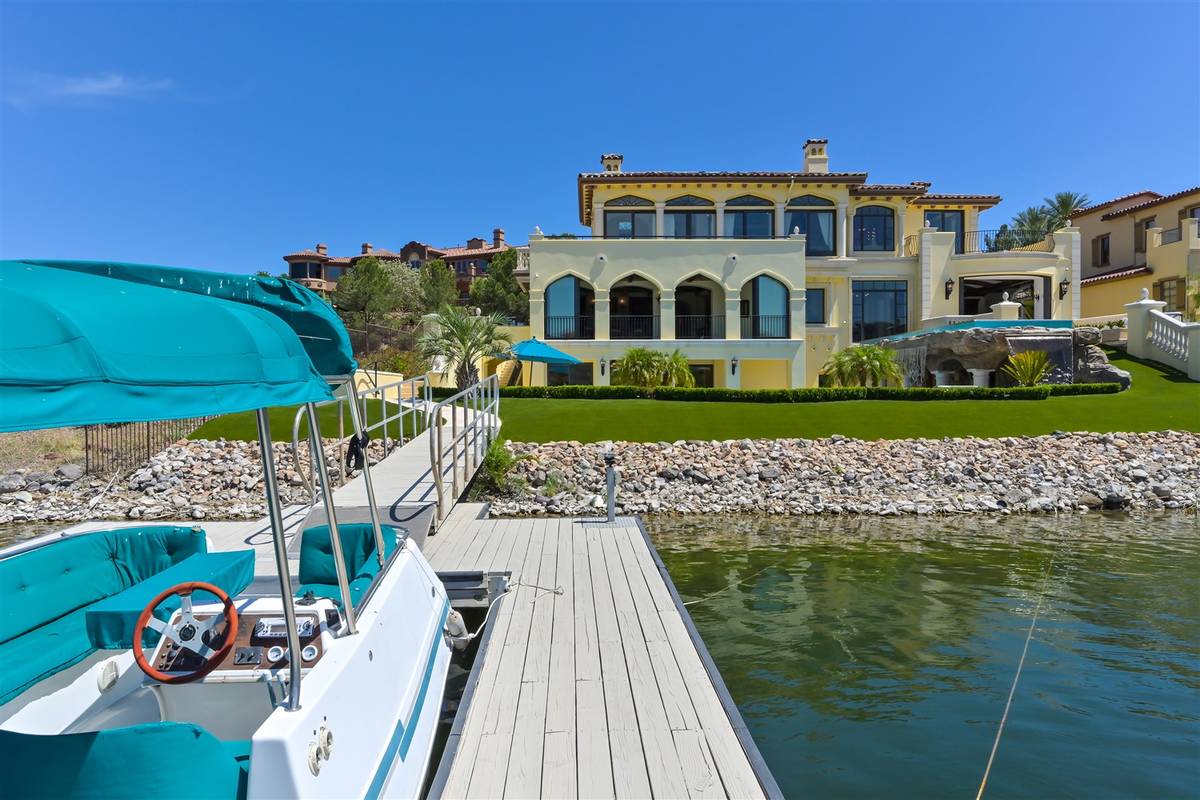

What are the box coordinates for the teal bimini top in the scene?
[0,260,340,432]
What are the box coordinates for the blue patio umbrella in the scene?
[510,337,582,366]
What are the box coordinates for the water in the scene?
[1007,332,1075,383]
[647,513,1200,799]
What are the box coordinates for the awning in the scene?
[0,260,335,432]
[23,260,356,378]
[511,338,582,365]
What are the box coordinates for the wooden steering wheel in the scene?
[132,581,239,684]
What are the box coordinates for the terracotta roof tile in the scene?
[1072,190,1162,218]
[580,170,868,181]
[1100,186,1200,220]
[911,193,1001,209]
[1080,264,1153,285]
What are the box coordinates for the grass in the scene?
[499,352,1199,443]
[188,397,421,442]
[0,428,85,473]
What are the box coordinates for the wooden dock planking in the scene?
[427,513,774,800]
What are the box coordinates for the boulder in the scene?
[1075,344,1132,389]
[55,464,85,482]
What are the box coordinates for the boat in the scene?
[0,260,464,798]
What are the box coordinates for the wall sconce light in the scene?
[600,359,606,376]
[731,357,739,375]
[1059,279,1070,300]
[944,278,955,300]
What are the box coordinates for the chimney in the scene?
[803,139,829,174]
[361,242,373,255]
[467,237,486,250]
[600,153,624,173]
[493,227,505,248]
[315,243,328,256]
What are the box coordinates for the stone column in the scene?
[990,293,1022,321]
[529,294,545,340]
[660,289,676,341]
[836,203,849,258]
[725,296,742,340]
[789,350,806,388]
[968,369,993,388]
[789,288,805,339]
[774,202,786,239]
[594,290,611,342]
[715,201,726,237]
[933,370,956,386]
[1124,288,1166,360]
[654,201,665,238]
[895,206,906,256]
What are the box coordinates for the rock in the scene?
[1078,492,1104,509]
[1075,344,1132,389]
[2,490,34,504]
[55,464,85,481]
[0,474,25,493]
[759,467,781,480]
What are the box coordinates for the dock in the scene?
[424,505,780,800]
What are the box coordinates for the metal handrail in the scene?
[428,375,501,526]
[291,374,432,501]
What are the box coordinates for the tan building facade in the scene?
[1077,187,1200,319]
[524,141,1081,389]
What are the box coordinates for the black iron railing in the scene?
[675,315,726,339]
[610,315,660,339]
[544,315,595,339]
[741,315,790,339]
[84,417,216,477]
[964,229,1054,254]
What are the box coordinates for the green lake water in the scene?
[647,513,1200,799]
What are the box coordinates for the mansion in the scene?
[521,141,1082,388]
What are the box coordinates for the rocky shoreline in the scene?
[2,432,1197,528]
[0,438,390,527]
[485,432,1199,517]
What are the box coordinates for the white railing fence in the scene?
[292,374,433,500]
[428,375,501,525]
[1125,290,1200,381]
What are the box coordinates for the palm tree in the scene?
[418,306,512,389]
[821,345,903,387]
[1011,205,1053,235]
[611,347,663,388]
[1043,191,1090,230]
[661,349,696,388]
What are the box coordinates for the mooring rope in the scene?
[683,562,777,607]
[975,545,1060,800]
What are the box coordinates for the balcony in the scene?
[904,229,1054,256]
[610,315,660,339]
[675,315,726,339]
[740,315,789,339]
[545,315,595,340]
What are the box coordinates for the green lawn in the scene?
[189,397,421,442]
[499,352,1199,443]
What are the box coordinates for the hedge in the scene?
[430,382,1122,403]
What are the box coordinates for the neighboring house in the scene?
[523,141,1081,389]
[283,229,515,299]
[1077,187,1200,319]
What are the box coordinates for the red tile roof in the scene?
[1080,264,1153,286]
[911,193,1001,209]
[1072,190,1161,218]
[1100,187,1200,220]
[441,243,512,258]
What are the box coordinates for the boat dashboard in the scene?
[149,597,341,684]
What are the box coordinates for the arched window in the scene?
[740,275,789,338]
[853,205,895,252]
[544,275,596,339]
[786,196,836,255]
[603,195,655,238]
[665,195,715,238]
[725,195,774,239]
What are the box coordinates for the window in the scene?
[325,266,346,282]
[805,287,826,324]
[851,280,907,342]
[664,211,716,238]
[289,261,322,280]
[853,206,895,252]
[544,276,595,338]
[1092,234,1111,267]
[604,211,655,238]
[548,363,594,386]
[1135,216,1156,253]
[786,196,835,255]
[724,210,773,238]
[923,210,965,254]
[1189,206,1200,220]
[1154,278,1185,313]
[741,275,789,338]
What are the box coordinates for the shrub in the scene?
[478,437,527,495]
[1001,350,1051,386]
[611,347,695,389]
[822,344,904,387]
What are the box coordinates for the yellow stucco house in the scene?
[1077,187,1200,320]
[522,140,1081,389]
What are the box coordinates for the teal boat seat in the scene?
[0,527,252,706]
[295,523,398,609]
[85,550,255,649]
[0,723,249,800]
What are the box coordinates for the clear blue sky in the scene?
[2,1,1198,274]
